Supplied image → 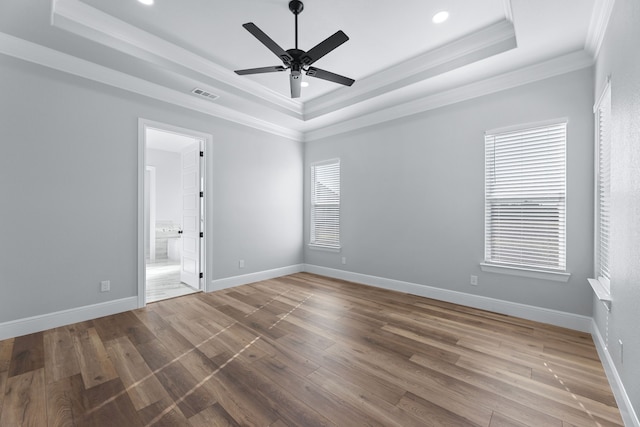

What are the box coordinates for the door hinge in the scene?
[200,232,203,238]
[200,191,204,198]
[199,272,203,279]
[200,151,204,157]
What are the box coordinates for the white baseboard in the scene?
[0,297,138,341]
[304,265,639,423]
[591,320,640,427]
[2,265,635,426]
[303,264,592,333]
[0,265,305,340]
[210,264,305,292]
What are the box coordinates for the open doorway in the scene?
[138,120,209,305]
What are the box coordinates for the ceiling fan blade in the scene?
[300,30,349,66]
[235,65,287,75]
[306,67,355,86]
[242,23,293,63]
[290,73,302,98]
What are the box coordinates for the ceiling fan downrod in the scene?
[289,0,304,50]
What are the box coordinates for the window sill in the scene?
[308,244,341,253]
[587,278,612,311]
[480,262,571,282]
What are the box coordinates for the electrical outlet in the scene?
[239,259,245,269]
[341,257,347,265]
[470,275,478,286]
[100,280,110,292]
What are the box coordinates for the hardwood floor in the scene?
[0,273,623,426]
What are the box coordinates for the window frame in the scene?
[589,79,612,302]
[481,119,570,282]
[309,159,341,251]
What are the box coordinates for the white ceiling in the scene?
[0,0,605,140]
[78,0,508,100]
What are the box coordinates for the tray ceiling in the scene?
[0,0,604,140]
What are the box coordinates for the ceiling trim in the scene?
[0,28,592,144]
[2,0,597,146]
[585,0,616,58]
[304,50,593,142]
[0,32,303,141]
[51,0,518,125]
[51,0,304,119]
[503,0,514,23]
[303,19,517,120]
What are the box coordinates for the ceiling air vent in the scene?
[191,88,219,101]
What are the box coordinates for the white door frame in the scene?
[137,118,212,308]
[145,166,157,262]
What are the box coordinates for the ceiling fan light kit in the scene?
[234,0,355,98]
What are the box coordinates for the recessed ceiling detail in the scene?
[0,0,600,141]
[50,0,516,121]
[303,19,517,120]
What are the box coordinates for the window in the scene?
[594,82,611,290]
[484,121,567,274]
[310,159,340,249]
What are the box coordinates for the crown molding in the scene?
[503,0,514,23]
[51,0,304,119]
[0,32,303,141]
[1,27,590,144]
[303,19,517,120]
[585,0,616,58]
[304,50,593,142]
[3,0,597,145]
[52,0,518,124]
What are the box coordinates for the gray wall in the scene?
[0,55,303,323]
[210,123,303,280]
[305,67,595,316]
[594,0,640,419]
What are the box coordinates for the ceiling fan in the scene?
[234,0,355,98]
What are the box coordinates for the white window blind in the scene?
[311,159,340,248]
[595,84,611,287]
[485,122,567,271]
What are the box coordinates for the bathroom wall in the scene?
[146,148,182,226]
[146,147,183,261]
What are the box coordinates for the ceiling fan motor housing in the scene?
[286,49,305,67]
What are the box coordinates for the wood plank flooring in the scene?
[0,273,623,426]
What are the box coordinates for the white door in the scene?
[180,141,201,289]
